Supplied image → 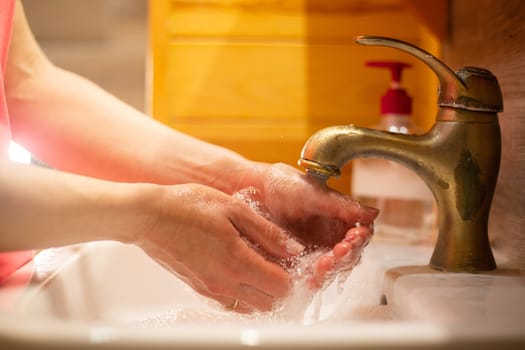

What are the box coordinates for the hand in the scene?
[306,225,372,289]
[135,183,304,313]
[236,163,378,289]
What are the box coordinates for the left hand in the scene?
[236,163,378,289]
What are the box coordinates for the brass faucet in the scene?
[298,36,503,272]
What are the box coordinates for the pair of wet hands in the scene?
[234,186,375,294]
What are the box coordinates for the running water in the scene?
[134,186,371,328]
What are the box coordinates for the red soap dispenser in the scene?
[365,61,415,133]
[351,61,437,244]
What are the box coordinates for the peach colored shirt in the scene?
[0,0,34,284]
[0,0,15,157]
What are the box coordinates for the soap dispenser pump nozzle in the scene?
[366,61,412,115]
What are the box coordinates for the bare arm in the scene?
[5,0,254,192]
[0,160,157,251]
[0,158,294,312]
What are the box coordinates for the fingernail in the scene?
[285,238,305,255]
[364,205,380,217]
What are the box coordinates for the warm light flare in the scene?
[8,141,31,164]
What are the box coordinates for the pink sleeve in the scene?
[0,0,16,156]
[0,0,34,287]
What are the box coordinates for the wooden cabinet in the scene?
[148,0,445,191]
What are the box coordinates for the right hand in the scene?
[135,183,304,313]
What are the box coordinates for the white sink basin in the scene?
[1,240,524,349]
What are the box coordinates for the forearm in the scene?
[6,0,258,194]
[0,160,158,251]
[7,64,257,192]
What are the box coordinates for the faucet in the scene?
[298,36,503,272]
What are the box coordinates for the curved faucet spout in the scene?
[299,125,433,181]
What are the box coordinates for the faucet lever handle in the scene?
[354,36,503,113]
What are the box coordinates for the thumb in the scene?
[320,191,379,225]
[231,204,304,259]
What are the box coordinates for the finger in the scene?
[333,240,353,259]
[229,239,292,299]
[208,279,275,312]
[331,226,373,259]
[332,226,372,267]
[231,203,304,258]
[158,265,254,314]
[215,295,254,314]
[345,225,373,247]
[335,198,379,225]
[177,268,262,314]
[233,283,275,312]
[161,256,264,313]
[333,240,362,268]
[308,226,373,290]
[210,264,281,312]
[308,254,334,290]
[191,285,254,314]
[313,190,379,225]
[209,281,276,313]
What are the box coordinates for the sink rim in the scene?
[2,241,525,349]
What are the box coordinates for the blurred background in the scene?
[23,0,148,111]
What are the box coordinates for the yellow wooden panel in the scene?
[164,42,308,122]
[166,6,307,38]
[164,0,447,41]
[158,42,433,127]
[149,0,446,194]
[165,4,417,40]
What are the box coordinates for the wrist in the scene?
[226,161,304,194]
[112,183,165,245]
[219,159,269,194]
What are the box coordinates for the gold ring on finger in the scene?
[224,298,239,311]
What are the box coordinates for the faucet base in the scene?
[429,229,497,272]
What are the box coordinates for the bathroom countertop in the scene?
[371,242,525,340]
